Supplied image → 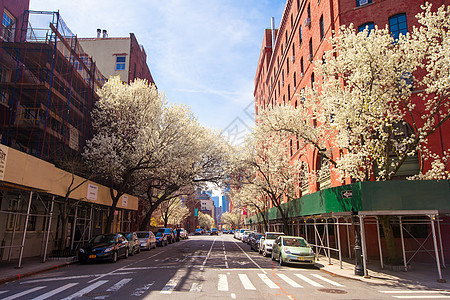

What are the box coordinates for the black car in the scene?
[157,228,175,244]
[154,232,168,246]
[78,233,129,263]
[211,228,219,235]
[249,233,264,251]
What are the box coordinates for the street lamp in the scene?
[351,207,364,276]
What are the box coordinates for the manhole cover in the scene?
[317,288,348,294]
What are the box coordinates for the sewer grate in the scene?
[317,288,348,294]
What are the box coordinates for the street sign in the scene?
[341,190,353,198]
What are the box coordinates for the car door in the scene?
[118,234,127,256]
[273,237,281,259]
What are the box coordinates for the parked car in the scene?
[241,230,252,243]
[222,229,229,234]
[246,231,257,244]
[78,233,129,263]
[229,230,235,234]
[120,232,140,256]
[194,228,203,235]
[211,228,219,235]
[157,228,175,244]
[260,232,285,257]
[235,228,249,240]
[136,231,157,250]
[178,228,188,239]
[154,232,168,246]
[249,233,264,251]
[271,236,315,266]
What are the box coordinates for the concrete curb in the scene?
[0,260,78,285]
[319,267,364,282]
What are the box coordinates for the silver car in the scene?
[260,232,285,257]
[136,231,157,250]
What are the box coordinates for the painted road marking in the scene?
[218,274,229,291]
[60,280,108,300]
[311,274,344,287]
[2,286,46,300]
[276,273,303,288]
[294,273,324,287]
[238,274,256,290]
[258,274,279,289]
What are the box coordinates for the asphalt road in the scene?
[0,234,447,299]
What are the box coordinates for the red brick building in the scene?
[254,0,450,197]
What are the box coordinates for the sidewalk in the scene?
[0,256,78,285]
[317,255,450,290]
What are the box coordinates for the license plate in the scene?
[89,255,96,259]
[298,257,304,260]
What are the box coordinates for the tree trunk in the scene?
[379,215,401,265]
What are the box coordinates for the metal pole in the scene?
[89,205,93,241]
[314,219,318,258]
[436,216,446,268]
[297,220,300,237]
[359,215,369,277]
[70,205,78,252]
[430,215,445,282]
[346,218,351,259]
[325,218,331,264]
[42,197,54,263]
[376,216,384,269]
[399,216,408,272]
[17,191,33,268]
[336,217,342,269]
[8,211,18,262]
[305,221,308,242]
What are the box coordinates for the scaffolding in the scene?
[0,10,106,166]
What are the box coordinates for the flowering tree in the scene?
[257,4,450,263]
[221,209,242,230]
[232,126,299,235]
[159,197,190,228]
[198,212,215,230]
[83,77,163,233]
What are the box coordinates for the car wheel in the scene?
[130,247,134,256]
[271,253,276,261]
[280,255,286,266]
[263,249,268,257]
[112,251,118,263]
[137,247,141,253]
[124,248,129,259]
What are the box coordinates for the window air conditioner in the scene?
[304,18,311,28]
[291,55,295,63]
[307,54,313,62]
[359,0,369,5]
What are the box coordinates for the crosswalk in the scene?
[0,272,448,299]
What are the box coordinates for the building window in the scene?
[293,72,297,90]
[2,9,15,42]
[282,70,285,85]
[287,59,290,75]
[311,72,315,88]
[307,3,311,19]
[300,57,304,77]
[389,13,407,40]
[309,39,313,60]
[356,0,372,7]
[319,15,324,40]
[288,84,291,100]
[358,22,375,33]
[291,14,294,28]
[115,56,126,70]
[299,25,303,45]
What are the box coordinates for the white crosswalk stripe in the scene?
[218,274,229,291]
[106,278,132,292]
[258,274,279,289]
[160,278,179,294]
[0,291,9,295]
[60,280,108,300]
[189,282,202,292]
[31,283,78,300]
[238,274,256,290]
[294,273,324,287]
[2,286,46,300]
[311,274,344,287]
[276,274,303,288]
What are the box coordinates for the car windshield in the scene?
[256,234,263,240]
[89,234,115,244]
[266,233,283,240]
[136,232,149,238]
[122,233,133,240]
[283,238,308,247]
[243,231,250,235]
[158,228,170,233]
[155,232,163,237]
[195,229,202,232]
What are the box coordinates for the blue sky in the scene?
[29,0,286,142]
